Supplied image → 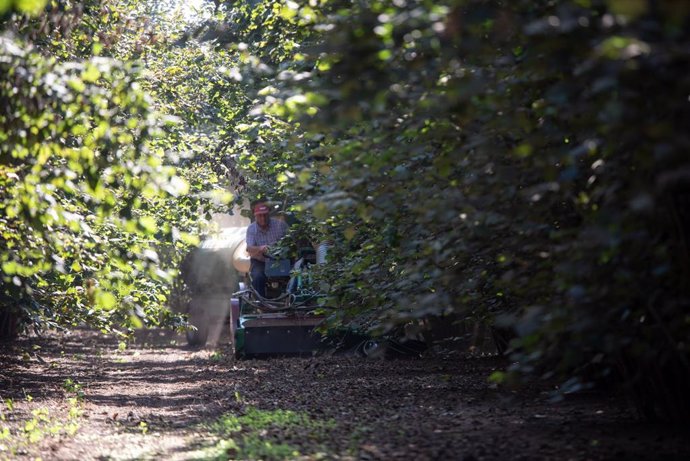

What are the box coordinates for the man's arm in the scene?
[245,224,267,259]
[246,245,267,258]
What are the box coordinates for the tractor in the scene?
[232,246,329,359]
[177,225,426,358]
[177,225,331,357]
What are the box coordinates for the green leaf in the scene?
[138,216,158,234]
[82,64,101,83]
[96,291,117,311]
[488,371,506,384]
[606,0,648,20]
[0,0,11,13]
[129,314,143,329]
[68,77,86,93]
[514,143,533,158]
[178,232,200,246]
[343,227,356,241]
[2,261,18,275]
[15,0,47,15]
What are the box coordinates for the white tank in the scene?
[232,240,251,273]
[200,226,250,275]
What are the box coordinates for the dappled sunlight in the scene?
[1,328,241,459]
[3,329,690,460]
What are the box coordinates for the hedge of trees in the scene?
[2,0,689,422]
[206,0,690,422]
[0,0,232,336]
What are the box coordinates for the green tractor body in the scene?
[232,251,329,359]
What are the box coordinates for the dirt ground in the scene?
[1,328,689,461]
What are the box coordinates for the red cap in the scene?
[253,204,270,215]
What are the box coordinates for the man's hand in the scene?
[246,245,268,259]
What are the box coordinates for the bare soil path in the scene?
[1,328,689,460]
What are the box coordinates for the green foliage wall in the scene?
[0,0,231,336]
[213,0,690,420]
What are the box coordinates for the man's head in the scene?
[253,202,270,229]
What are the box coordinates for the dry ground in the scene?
[1,328,689,460]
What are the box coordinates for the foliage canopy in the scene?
[1,0,232,335]
[207,0,690,421]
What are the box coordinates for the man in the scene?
[245,201,288,298]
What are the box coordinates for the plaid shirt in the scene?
[246,218,288,262]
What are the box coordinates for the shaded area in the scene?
[1,329,689,460]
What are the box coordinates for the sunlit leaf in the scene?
[138,216,158,234]
[96,291,117,310]
[82,64,101,83]
[15,0,48,15]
